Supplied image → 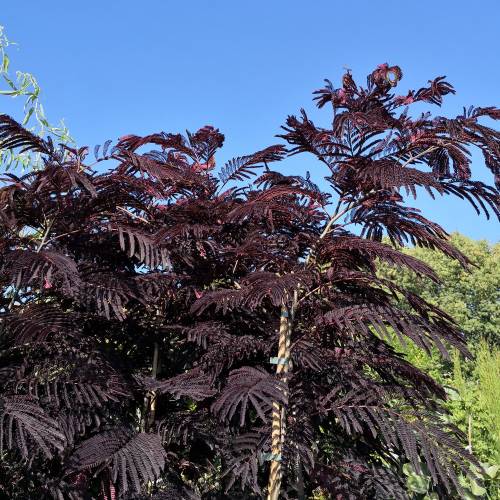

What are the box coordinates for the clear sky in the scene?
[1,1,499,240]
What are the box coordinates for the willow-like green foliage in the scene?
[0,25,73,170]
[445,345,500,499]
[379,234,500,498]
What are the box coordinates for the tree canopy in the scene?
[0,64,498,499]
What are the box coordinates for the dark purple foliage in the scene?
[0,64,498,499]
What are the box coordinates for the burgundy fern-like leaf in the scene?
[221,430,267,494]
[78,274,140,320]
[0,395,65,458]
[354,159,444,199]
[1,303,77,345]
[218,145,286,185]
[212,366,287,426]
[2,250,80,293]
[319,234,441,282]
[141,368,216,401]
[0,114,54,155]
[115,224,170,269]
[191,271,313,314]
[68,427,167,495]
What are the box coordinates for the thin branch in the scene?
[400,146,438,169]
[36,219,54,253]
[44,228,82,246]
[297,284,327,305]
[117,206,150,224]
[318,201,355,240]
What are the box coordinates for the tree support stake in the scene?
[267,294,295,500]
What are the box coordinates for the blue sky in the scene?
[1,1,499,240]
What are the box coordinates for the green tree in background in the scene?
[383,233,499,346]
[0,25,73,170]
[380,233,500,499]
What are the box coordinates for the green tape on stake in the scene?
[262,452,282,462]
[269,357,289,365]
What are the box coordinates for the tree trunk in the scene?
[147,341,160,429]
[142,341,160,432]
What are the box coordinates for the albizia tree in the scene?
[0,64,498,499]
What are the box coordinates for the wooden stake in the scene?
[267,293,295,500]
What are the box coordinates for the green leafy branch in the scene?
[0,25,73,170]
